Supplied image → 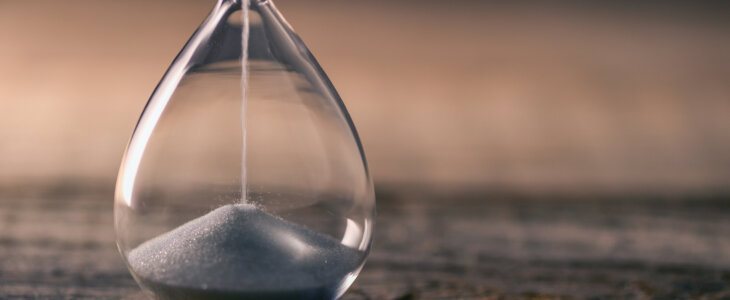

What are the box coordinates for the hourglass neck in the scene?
[222,0,270,7]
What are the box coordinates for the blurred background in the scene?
[1,0,729,192]
[1,0,730,298]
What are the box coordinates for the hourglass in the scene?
[114,0,375,299]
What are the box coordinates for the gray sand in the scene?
[127,204,362,296]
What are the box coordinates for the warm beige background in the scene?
[1,0,729,192]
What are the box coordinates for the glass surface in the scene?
[114,0,374,299]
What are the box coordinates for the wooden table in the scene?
[2,185,729,299]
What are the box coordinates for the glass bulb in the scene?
[114,0,374,299]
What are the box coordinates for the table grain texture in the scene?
[2,185,730,299]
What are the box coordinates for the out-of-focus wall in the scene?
[1,0,729,192]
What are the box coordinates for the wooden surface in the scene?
[1,185,730,299]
